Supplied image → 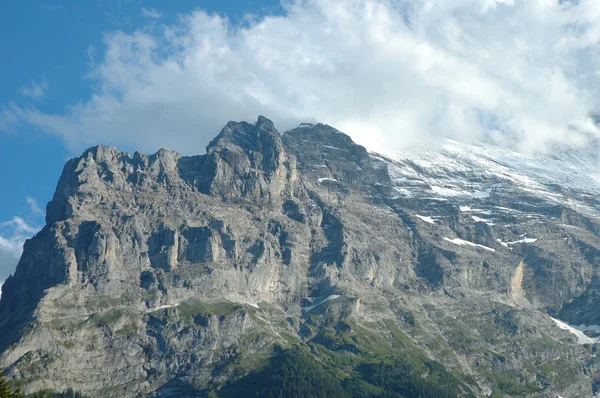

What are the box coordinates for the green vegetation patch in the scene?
[84,295,122,310]
[47,318,82,333]
[537,361,578,386]
[177,298,242,317]
[173,298,244,326]
[215,318,477,397]
[486,371,542,396]
[146,297,247,331]
[89,308,126,327]
[217,338,473,398]
[221,347,347,398]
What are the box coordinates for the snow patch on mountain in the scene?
[470,187,493,199]
[573,323,600,332]
[430,185,467,197]
[550,316,598,345]
[318,177,339,184]
[496,239,509,248]
[146,304,177,313]
[379,139,600,218]
[497,237,538,247]
[302,295,341,312]
[443,237,496,252]
[509,237,538,244]
[472,216,494,225]
[416,214,436,224]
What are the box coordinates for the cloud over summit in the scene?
[3,0,600,154]
[0,216,40,281]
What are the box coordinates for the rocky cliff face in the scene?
[2,117,600,397]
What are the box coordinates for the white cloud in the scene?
[3,0,600,154]
[20,77,48,100]
[26,196,44,216]
[141,7,162,19]
[0,216,40,281]
[87,44,97,67]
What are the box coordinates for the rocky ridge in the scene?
[1,117,600,397]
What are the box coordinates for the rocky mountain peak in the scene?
[206,116,284,173]
[80,144,125,163]
[46,144,185,225]
[4,116,600,397]
[180,116,294,200]
[206,116,280,155]
[283,122,391,191]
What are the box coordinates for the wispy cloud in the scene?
[20,77,48,100]
[0,217,39,250]
[26,196,44,216]
[0,195,44,282]
[87,44,97,67]
[141,7,161,19]
[0,103,21,133]
[2,0,600,154]
[0,216,41,280]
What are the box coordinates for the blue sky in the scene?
[0,0,283,219]
[1,0,600,282]
[0,0,283,280]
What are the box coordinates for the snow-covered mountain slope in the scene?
[372,139,600,326]
[373,139,600,222]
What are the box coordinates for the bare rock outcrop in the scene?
[2,117,600,397]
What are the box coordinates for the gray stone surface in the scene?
[1,117,600,397]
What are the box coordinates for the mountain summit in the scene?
[2,117,600,397]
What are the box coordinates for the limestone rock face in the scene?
[2,117,600,397]
[180,115,297,201]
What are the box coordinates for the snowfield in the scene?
[471,215,494,226]
[146,304,177,313]
[302,295,341,312]
[378,139,600,218]
[415,214,435,224]
[318,177,339,184]
[497,237,538,247]
[550,316,598,345]
[443,237,496,252]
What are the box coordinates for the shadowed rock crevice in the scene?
[415,247,445,289]
[311,208,345,269]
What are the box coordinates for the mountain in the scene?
[1,116,600,397]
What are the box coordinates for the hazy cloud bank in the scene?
[2,0,600,154]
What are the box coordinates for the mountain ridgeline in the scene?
[2,116,600,397]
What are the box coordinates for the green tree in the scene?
[0,376,12,398]
[228,347,348,398]
[0,376,23,398]
[0,373,86,398]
